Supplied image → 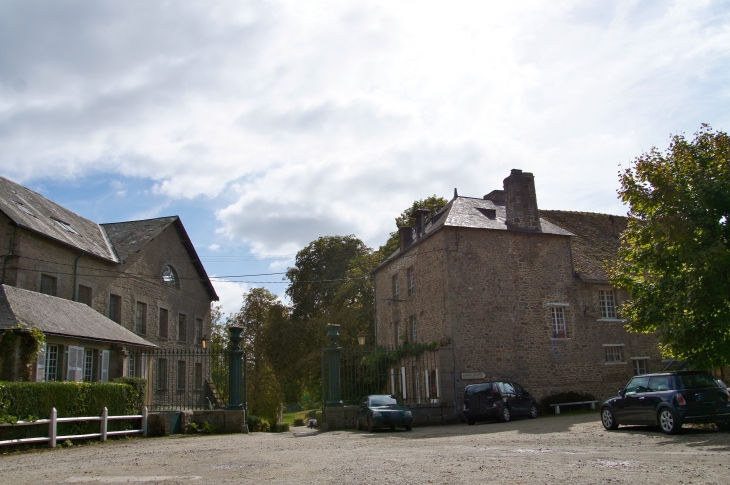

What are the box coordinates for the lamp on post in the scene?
[357,334,366,346]
[201,335,210,349]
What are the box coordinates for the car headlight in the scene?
[404,411,412,417]
[372,412,382,417]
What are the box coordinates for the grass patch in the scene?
[282,411,310,426]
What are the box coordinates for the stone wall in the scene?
[0,213,212,353]
[374,221,662,407]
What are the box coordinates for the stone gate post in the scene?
[226,326,244,410]
[325,324,344,408]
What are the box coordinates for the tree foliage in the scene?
[609,125,730,369]
[379,195,448,257]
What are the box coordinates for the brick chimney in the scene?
[399,226,414,250]
[503,169,542,232]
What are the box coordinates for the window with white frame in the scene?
[407,267,415,296]
[599,289,617,319]
[410,315,418,343]
[84,349,94,382]
[127,354,136,377]
[632,357,649,375]
[604,345,625,364]
[45,345,59,381]
[550,307,567,338]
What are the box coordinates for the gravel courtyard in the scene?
[1,413,729,484]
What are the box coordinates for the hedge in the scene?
[0,381,146,442]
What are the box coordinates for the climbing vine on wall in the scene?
[0,326,46,381]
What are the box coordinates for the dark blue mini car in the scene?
[356,395,413,431]
[600,371,730,434]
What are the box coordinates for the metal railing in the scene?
[0,407,147,448]
[323,346,441,405]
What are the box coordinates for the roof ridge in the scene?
[540,209,628,217]
[100,215,179,226]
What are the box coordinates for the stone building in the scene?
[373,169,662,407]
[0,175,218,384]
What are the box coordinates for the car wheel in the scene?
[405,425,412,431]
[466,418,476,425]
[367,417,375,432]
[529,405,538,419]
[601,407,619,430]
[499,406,511,422]
[716,420,730,432]
[658,408,681,435]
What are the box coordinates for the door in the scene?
[642,375,673,424]
[500,382,520,413]
[511,382,532,415]
[615,376,650,423]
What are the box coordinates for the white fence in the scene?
[0,407,148,448]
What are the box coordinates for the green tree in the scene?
[379,195,448,257]
[228,288,285,421]
[282,235,374,400]
[609,125,730,369]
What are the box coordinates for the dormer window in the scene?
[11,200,35,217]
[161,265,180,289]
[477,208,497,219]
[52,217,79,235]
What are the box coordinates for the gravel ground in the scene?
[1,412,729,484]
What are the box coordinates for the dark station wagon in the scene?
[600,371,730,434]
[462,381,539,424]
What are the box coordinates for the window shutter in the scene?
[74,347,84,382]
[36,343,47,382]
[100,350,110,382]
[67,346,78,381]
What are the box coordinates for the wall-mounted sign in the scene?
[461,372,486,380]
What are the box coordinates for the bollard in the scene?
[101,407,108,442]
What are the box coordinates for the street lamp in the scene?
[201,335,210,349]
[357,334,366,346]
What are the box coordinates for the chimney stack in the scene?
[411,207,431,240]
[503,169,541,232]
[399,226,414,251]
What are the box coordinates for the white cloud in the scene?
[208,244,220,251]
[210,280,249,319]
[1,0,729,255]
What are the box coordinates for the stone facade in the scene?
[374,169,661,407]
[0,176,218,384]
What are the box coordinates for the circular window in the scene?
[161,265,180,289]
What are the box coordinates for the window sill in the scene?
[604,362,627,365]
[597,318,627,322]
[551,337,571,341]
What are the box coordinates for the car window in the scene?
[497,382,506,394]
[466,384,489,396]
[370,396,401,406]
[677,373,721,390]
[648,376,672,392]
[502,382,516,395]
[624,376,650,394]
[513,383,525,394]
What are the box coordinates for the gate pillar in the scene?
[325,324,344,408]
[226,326,244,410]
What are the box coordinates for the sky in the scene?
[1,0,729,317]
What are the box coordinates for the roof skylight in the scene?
[52,218,79,235]
[11,199,35,217]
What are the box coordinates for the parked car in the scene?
[356,395,413,431]
[461,381,539,425]
[600,371,730,434]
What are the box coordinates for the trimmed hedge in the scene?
[0,381,145,442]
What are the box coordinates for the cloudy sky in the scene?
[1,0,729,316]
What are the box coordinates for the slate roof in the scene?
[539,210,628,282]
[378,196,573,267]
[102,217,219,301]
[0,176,118,262]
[0,285,156,347]
[0,176,219,301]
[101,217,179,262]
